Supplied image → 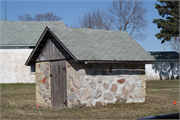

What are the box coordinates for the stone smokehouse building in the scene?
[26,24,155,109]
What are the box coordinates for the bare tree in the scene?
[74,0,148,41]
[169,37,180,53]
[108,0,148,41]
[18,12,62,21]
[74,9,114,30]
[18,14,33,21]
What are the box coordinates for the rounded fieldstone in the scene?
[128,84,135,92]
[94,88,102,98]
[81,89,91,101]
[43,93,50,98]
[72,78,84,88]
[46,63,50,70]
[95,101,102,107]
[76,99,80,102]
[69,93,76,102]
[103,92,113,100]
[40,64,45,70]
[75,90,82,100]
[43,78,46,84]
[36,73,43,81]
[75,71,80,79]
[110,84,118,93]
[90,82,96,89]
[86,77,90,81]
[102,102,106,106]
[70,87,75,92]
[103,83,108,89]
[122,87,129,98]
[117,79,125,84]
[67,70,73,78]
[129,95,133,99]
[78,69,86,76]
[45,80,49,89]
[116,97,127,103]
[43,70,49,78]
[39,92,42,95]
[98,78,102,84]
[40,83,46,91]
[45,98,49,102]
[72,102,86,108]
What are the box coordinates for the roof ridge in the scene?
[149,51,179,53]
[66,27,127,33]
[0,20,64,23]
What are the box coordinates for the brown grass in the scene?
[1,80,179,119]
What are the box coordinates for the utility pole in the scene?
[5,0,7,21]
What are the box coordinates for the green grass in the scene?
[1,80,179,119]
[146,80,179,101]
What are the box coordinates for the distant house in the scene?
[146,51,179,80]
[0,21,66,83]
[26,25,155,109]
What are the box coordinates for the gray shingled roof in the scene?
[149,51,179,62]
[46,26,155,61]
[0,21,66,45]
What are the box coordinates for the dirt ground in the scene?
[1,80,179,119]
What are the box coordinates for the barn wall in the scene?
[35,62,51,108]
[146,62,179,80]
[66,60,146,107]
[0,48,35,83]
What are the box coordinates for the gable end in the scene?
[25,27,73,66]
[36,37,72,62]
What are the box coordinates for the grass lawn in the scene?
[1,80,179,119]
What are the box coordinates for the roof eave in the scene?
[155,59,179,62]
[79,60,156,64]
[0,45,35,47]
[25,27,49,66]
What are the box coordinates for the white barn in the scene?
[0,21,66,83]
[146,51,179,80]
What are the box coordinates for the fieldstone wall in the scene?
[36,62,51,108]
[66,60,146,107]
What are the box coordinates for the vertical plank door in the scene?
[50,60,67,108]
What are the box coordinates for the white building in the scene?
[1,21,179,83]
[146,51,179,80]
[0,21,66,83]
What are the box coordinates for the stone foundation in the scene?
[35,59,146,108]
[36,62,51,108]
[66,60,146,107]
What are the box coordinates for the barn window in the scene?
[30,65,35,74]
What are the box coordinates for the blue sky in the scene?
[0,0,173,51]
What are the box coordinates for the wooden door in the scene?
[50,60,67,108]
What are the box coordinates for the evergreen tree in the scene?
[153,1,179,44]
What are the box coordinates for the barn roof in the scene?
[25,26,155,65]
[0,21,66,46]
[149,51,179,62]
